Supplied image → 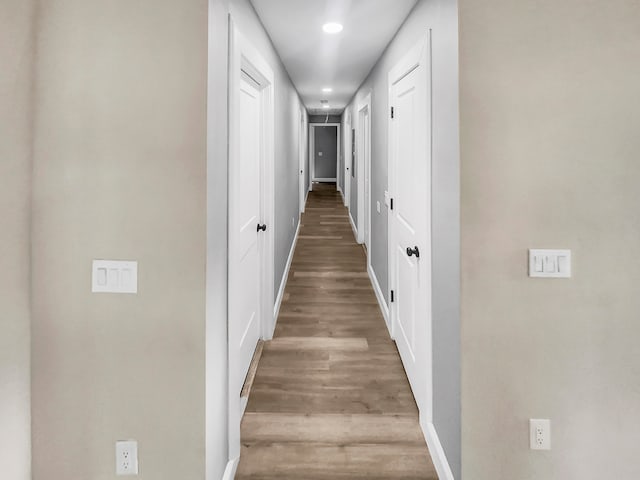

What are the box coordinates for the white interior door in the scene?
[389,34,432,417]
[230,74,263,400]
[299,109,305,212]
[363,108,371,250]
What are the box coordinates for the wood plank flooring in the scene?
[237,183,437,479]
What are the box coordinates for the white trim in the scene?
[309,123,340,183]
[348,213,358,240]
[272,219,301,338]
[313,177,337,182]
[421,419,455,480]
[368,263,391,336]
[299,108,308,214]
[343,112,352,208]
[356,93,372,249]
[222,458,239,480]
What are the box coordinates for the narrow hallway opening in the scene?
[237,183,437,479]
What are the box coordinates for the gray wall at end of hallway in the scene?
[343,0,460,477]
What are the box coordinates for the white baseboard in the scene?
[272,219,301,336]
[222,457,239,480]
[348,212,358,240]
[367,264,391,336]
[421,418,455,480]
[313,177,337,182]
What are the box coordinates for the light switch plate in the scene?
[529,250,571,278]
[384,191,390,207]
[376,201,381,213]
[92,260,138,293]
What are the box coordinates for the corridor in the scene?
[237,183,437,479]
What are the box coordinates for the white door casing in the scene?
[228,20,275,461]
[309,123,340,183]
[299,108,306,213]
[356,94,371,247]
[343,113,351,208]
[388,32,433,420]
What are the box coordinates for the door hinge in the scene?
[391,290,395,303]
[390,198,394,210]
[390,106,394,119]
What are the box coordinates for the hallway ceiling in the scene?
[250,0,418,115]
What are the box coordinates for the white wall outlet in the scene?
[530,419,551,450]
[92,260,138,293]
[376,201,381,213]
[116,440,139,475]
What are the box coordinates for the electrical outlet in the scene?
[530,419,551,450]
[292,217,295,227]
[116,440,139,476]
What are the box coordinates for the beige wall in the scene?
[460,1,640,478]
[0,0,35,478]
[31,1,208,478]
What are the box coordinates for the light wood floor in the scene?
[237,183,437,479]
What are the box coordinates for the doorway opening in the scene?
[357,94,372,254]
[309,123,340,186]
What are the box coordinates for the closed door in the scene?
[230,75,263,398]
[389,53,432,414]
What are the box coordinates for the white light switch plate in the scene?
[529,250,571,278]
[92,260,138,293]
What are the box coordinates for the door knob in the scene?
[257,223,267,232]
[406,246,420,258]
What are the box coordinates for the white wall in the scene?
[460,0,640,478]
[0,0,35,478]
[343,0,460,476]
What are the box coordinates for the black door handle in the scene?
[406,246,420,258]
[257,224,267,232]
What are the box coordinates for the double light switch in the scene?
[529,250,571,278]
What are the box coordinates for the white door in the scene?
[363,108,371,249]
[389,35,432,416]
[299,109,306,212]
[230,75,263,400]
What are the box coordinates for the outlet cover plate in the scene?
[116,440,139,475]
[530,419,551,450]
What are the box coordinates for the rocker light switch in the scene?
[529,250,571,278]
[92,260,138,293]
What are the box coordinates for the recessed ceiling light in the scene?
[322,22,343,34]
[322,104,331,109]
[322,87,333,93]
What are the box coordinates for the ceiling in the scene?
[250,0,418,115]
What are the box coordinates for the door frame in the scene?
[387,31,433,421]
[227,18,275,461]
[299,108,307,213]
[309,123,341,183]
[356,93,372,250]
[343,111,351,208]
